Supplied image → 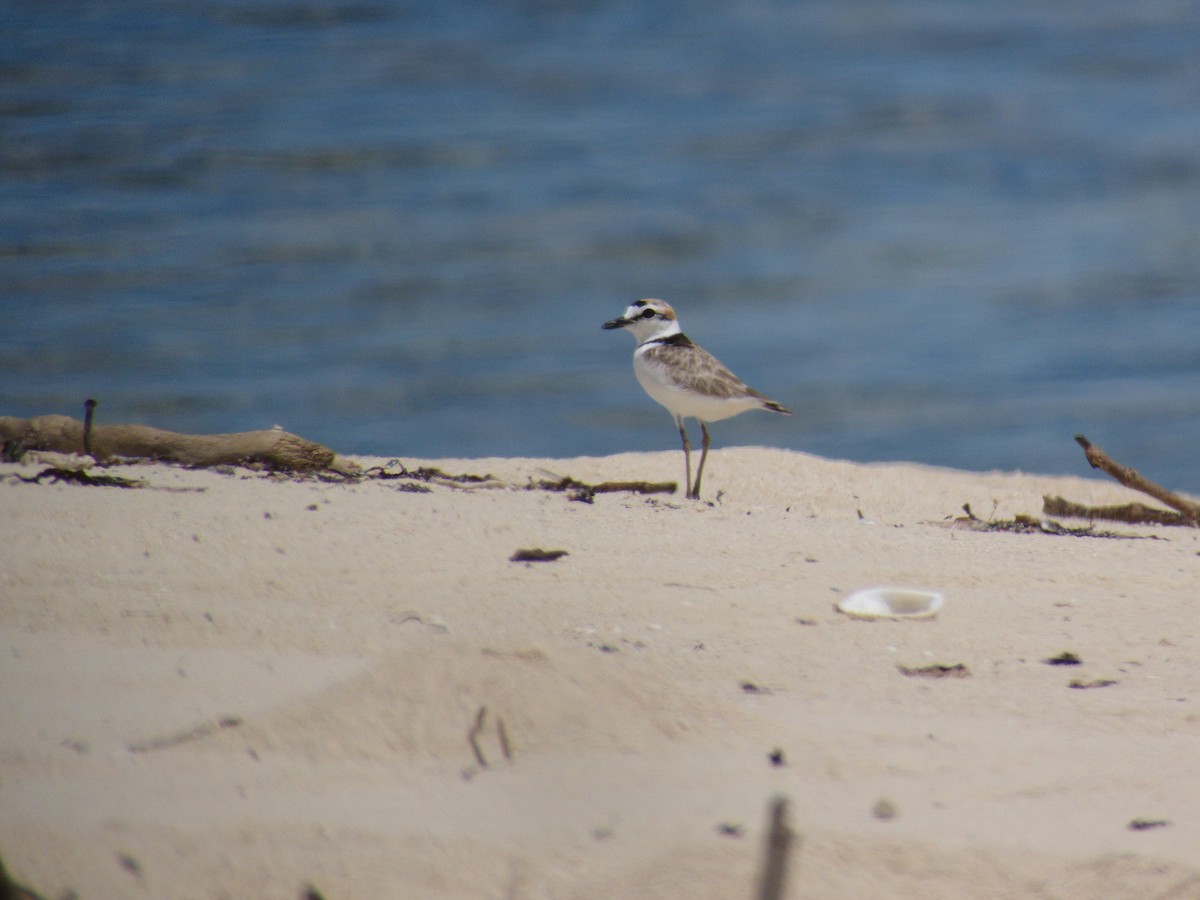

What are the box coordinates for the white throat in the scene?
[631,314,681,346]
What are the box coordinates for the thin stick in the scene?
[1074,435,1199,524]
[83,398,97,458]
[590,480,676,495]
[496,717,512,762]
[468,706,489,768]
[756,795,796,900]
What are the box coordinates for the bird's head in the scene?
[602,299,680,342]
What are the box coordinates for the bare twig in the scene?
[1069,678,1118,690]
[1073,434,1199,525]
[510,548,568,563]
[82,398,97,458]
[588,479,677,495]
[18,467,144,488]
[1128,818,1170,831]
[1042,495,1193,527]
[897,663,971,679]
[756,795,795,900]
[468,706,489,768]
[496,717,512,762]
[531,475,676,503]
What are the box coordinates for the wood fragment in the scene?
[1072,434,1199,525]
[755,796,795,900]
[510,548,568,563]
[0,413,336,472]
[496,717,512,762]
[82,398,97,458]
[1042,495,1194,527]
[531,475,676,503]
[897,663,971,679]
[1069,678,1118,690]
[1128,818,1170,831]
[591,479,677,495]
[18,467,143,488]
[468,706,489,768]
[1043,652,1082,667]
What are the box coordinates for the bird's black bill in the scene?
[602,317,630,330]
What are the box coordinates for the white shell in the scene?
[836,586,944,620]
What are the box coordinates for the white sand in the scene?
[2,448,1199,898]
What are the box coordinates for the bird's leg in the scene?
[691,422,712,500]
[676,416,693,499]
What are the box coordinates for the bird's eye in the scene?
[640,308,656,319]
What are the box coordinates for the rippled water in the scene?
[3,1,1199,491]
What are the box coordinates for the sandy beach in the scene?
[2,447,1199,898]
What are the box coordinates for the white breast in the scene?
[633,347,762,423]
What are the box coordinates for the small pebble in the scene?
[872,798,898,821]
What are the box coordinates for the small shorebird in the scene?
[603,299,791,499]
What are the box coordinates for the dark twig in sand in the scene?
[755,796,795,900]
[1067,434,1199,526]
[530,475,676,503]
[510,548,568,563]
[897,663,971,679]
[1069,678,1118,690]
[1128,818,1170,831]
[468,706,489,768]
[1043,652,1082,667]
[82,398,97,458]
[466,707,513,769]
[17,467,144,488]
[496,717,513,762]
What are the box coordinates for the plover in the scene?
[603,299,791,499]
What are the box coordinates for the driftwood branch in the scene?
[531,475,676,503]
[1057,434,1199,526]
[0,413,336,472]
[1041,496,1194,527]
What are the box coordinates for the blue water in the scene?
[3,1,1199,491]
